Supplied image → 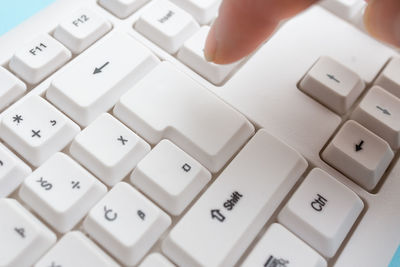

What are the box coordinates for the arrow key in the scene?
[322,120,394,191]
[351,86,400,149]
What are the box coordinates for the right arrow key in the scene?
[322,120,394,191]
[351,86,400,150]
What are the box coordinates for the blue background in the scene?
[0,0,56,36]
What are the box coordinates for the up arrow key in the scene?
[93,61,110,74]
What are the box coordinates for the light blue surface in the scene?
[0,0,57,36]
[389,245,400,267]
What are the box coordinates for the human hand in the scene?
[204,0,400,64]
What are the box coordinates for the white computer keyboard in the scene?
[0,0,399,266]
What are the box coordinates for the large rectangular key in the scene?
[114,62,254,173]
[162,129,308,267]
[47,31,159,126]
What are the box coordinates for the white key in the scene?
[34,231,120,267]
[162,130,307,267]
[0,95,80,167]
[135,0,199,54]
[375,57,400,99]
[170,0,221,24]
[139,253,175,267]
[0,199,56,267]
[0,143,31,197]
[99,0,149,19]
[242,223,326,267]
[83,182,171,266]
[114,61,254,173]
[322,120,394,191]
[178,26,241,85]
[351,86,400,149]
[0,67,26,111]
[9,34,71,84]
[278,168,364,258]
[299,56,365,115]
[319,0,366,21]
[54,8,112,54]
[19,153,107,233]
[70,113,150,186]
[131,139,211,215]
[47,31,159,126]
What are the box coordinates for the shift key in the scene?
[162,129,308,267]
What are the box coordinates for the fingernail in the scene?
[204,22,218,62]
[364,1,400,47]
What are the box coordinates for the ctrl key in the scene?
[0,199,56,267]
[242,224,326,267]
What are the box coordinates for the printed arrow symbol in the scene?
[355,140,364,152]
[93,61,110,74]
[211,209,225,222]
[376,106,391,116]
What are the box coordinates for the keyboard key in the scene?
[131,139,211,215]
[84,182,171,266]
[9,34,71,84]
[170,0,221,24]
[47,31,159,126]
[322,120,394,191]
[177,26,241,85]
[99,0,149,19]
[114,61,254,173]
[0,67,26,112]
[241,223,327,267]
[70,113,150,186]
[34,231,119,267]
[351,86,400,149]
[299,56,365,115]
[375,57,400,99]
[54,8,112,54]
[0,199,56,267]
[139,253,175,267]
[19,153,107,233]
[0,143,31,197]
[278,168,364,258]
[135,0,199,54]
[319,0,366,21]
[162,130,307,266]
[0,95,80,167]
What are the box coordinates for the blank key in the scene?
[278,168,364,258]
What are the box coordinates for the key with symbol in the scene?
[322,120,394,191]
[351,86,400,149]
[47,31,159,126]
[70,113,150,186]
[300,56,365,115]
[131,139,211,215]
[9,34,71,84]
[0,95,80,167]
[83,182,171,266]
[162,130,307,266]
[19,153,107,233]
[278,168,363,258]
[241,224,326,267]
[135,0,199,54]
[0,198,56,267]
[34,231,119,267]
[0,143,31,197]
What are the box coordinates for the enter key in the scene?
[162,129,308,267]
